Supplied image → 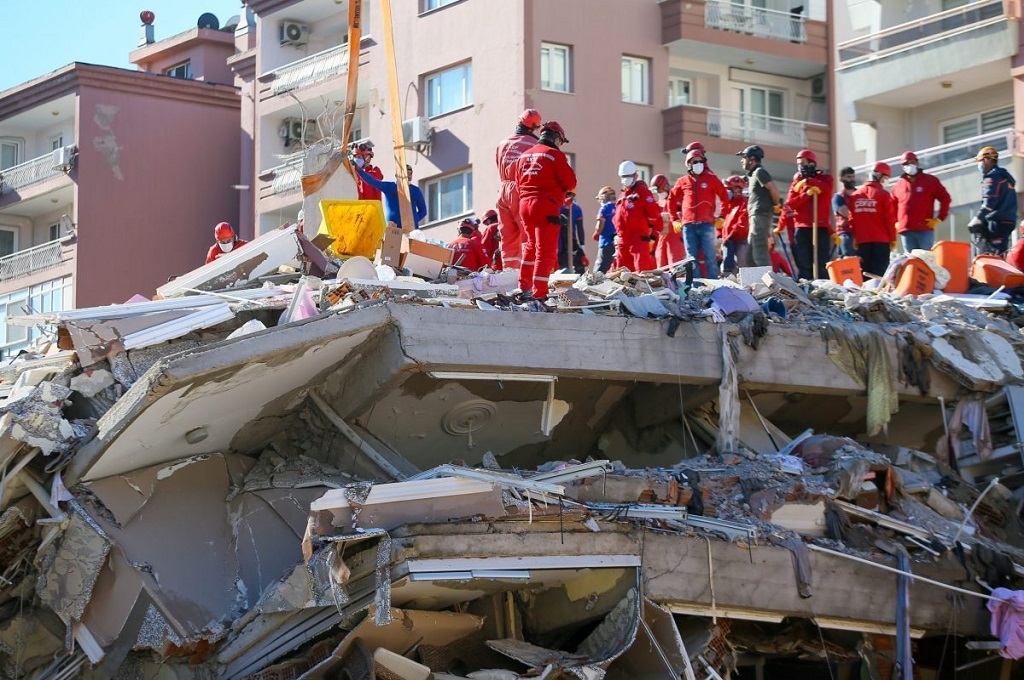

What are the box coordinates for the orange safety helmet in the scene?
[976,146,999,162]
[649,174,670,193]
[520,109,542,130]
[214,222,235,240]
[596,185,616,199]
[540,121,568,143]
[899,151,918,165]
[872,161,892,177]
[796,149,817,163]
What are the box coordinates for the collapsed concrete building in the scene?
[1,225,1024,679]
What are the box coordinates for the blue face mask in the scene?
[978,162,987,174]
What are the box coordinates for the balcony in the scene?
[705,1,805,44]
[258,156,304,201]
[0,152,68,196]
[663,105,830,166]
[836,0,1017,106]
[0,238,75,286]
[660,0,827,77]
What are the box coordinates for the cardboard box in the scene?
[400,237,453,279]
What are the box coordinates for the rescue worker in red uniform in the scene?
[613,161,660,272]
[513,121,576,298]
[668,150,729,279]
[650,173,685,268]
[449,218,489,272]
[206,222,248,264]
[720,175,750,276]
[1006,221,1024,272]
[891,150,950,253]
[782,149,834,280]
[495,109,542,271]
[848,162,897,277]
[479,209,501,269]
[351,142,384,202]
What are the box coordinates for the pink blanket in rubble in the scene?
[988,588,1024,659]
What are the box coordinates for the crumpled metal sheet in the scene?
[36,510,111,622]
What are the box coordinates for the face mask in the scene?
[978,162,986,174]
[842,180,855,190]
[798,164,815,178]
[690,162,704,175]
[620,177,633,188]
[903,164,918,176]
[218,241,234,253]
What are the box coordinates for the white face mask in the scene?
[903,164,918,176]
[620,176,633,188]
[690,162,704,175]
[659,191,668,200]
[978,162,987,174]
[218,241,234,253]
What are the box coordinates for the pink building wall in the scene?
[131,29,237,85]
[73,67,240,307]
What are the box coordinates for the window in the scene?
[732,85,784,131]
[0,140,21,170]
[942,106,1014,144]
[424,169,473,224]
[49,223,61,241]
[0,276,71,357]
[426,62,472,118]
[165,61,192,80]
[621,56,651,105]
[50,135,64,152]
[423,0,459,11]
[541,43,572,93]
[668,77,691,107]
[636,164,653,183]
[0,227,17,258]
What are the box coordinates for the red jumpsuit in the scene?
[891,171,950,234]
[206,239,249,264]
[449,234,488,271]
[1006,237,1024,273]
[357,164,384,202]
[654,194,685,268]
[495,133,538,270]
[848,181,897,245]
[513,143,577,297]
[612,180,660,272]
[479,223,501,269]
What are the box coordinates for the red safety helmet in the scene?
[796,149,817,163]
[899,151,918,165]
[685,150,705,164]
[482,209,498,224]
[353,141,374,158]
[684,141,706,155]
[519,109,542,130]
[726,175,746,191]
[872,161,892,177]
[214,222,235,240]
[649,174,670,192]
[540,121,568,143]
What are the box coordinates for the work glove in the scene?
[926,218,941,230]
[967,216,984,234]
[831,233,841,246]
[773,225,784,235]
[805,186,822,196]
[894,222,900,231]
[890,241,897,252]
[714,218,724,231]
[352,156,365,169]
[591,232,599,241]
[773,204,783,216]
[792,180,806,194]
[672,220,683,234]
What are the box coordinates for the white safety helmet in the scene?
[618,160,638,176]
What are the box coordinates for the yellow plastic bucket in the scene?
[317,199,387,258]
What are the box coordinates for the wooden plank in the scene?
[379,0,415,237]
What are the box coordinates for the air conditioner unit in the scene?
[279,20,309,46]
[401,117,432,147]
[51,145,76,171]
[283,117,319,148]
[811,76,826,99]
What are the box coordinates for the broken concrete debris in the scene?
[2,252,1024,678]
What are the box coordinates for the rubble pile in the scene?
[2,228,1024,678]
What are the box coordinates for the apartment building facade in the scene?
[242,0,833,242]
[0,20,241,358]
[835,0,1024,242]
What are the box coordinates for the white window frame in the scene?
[421,0,460,14]
[423,168,473,225]
[941,105,1014,144]
[50,135,64,152]
[0,138,23,171]
[0,226,18,258]
[49,223,61,242]
[541,42,573,94]
[636,164,653,183]
[621,55,651,105]
[732,84,785,131]
[425,62,473,118]
[165,60,192,80]
[668,77,691,107]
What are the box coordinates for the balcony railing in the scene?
[0,239,68,283]
[705,1,806,43]
[838,0,1004,67]
[852,128,1016,178]
[0,153,66,195]
[262,44,349,97]
[705,107,819,148]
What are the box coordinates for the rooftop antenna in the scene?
[197,12,220,30]
[139,10,155,46]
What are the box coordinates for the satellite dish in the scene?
[223,15,240,32]
[336,256,378,282]
[197,12,220,30]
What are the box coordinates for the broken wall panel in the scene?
[35,510,111,622]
